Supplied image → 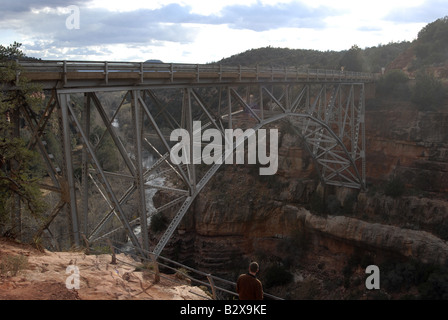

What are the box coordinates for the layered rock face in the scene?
[366,105,448,192]
[295,206,448,265]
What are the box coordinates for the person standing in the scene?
[236,261,263,300]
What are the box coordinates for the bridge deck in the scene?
[15,60,375,90]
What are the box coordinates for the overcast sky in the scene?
[0,0,446,63]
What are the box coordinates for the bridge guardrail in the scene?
[13,60,375,87]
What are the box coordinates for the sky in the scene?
[0,0,447,64]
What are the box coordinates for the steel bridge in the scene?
[7,60,373,260]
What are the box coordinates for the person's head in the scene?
[249,261,259,275]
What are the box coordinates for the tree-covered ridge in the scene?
[414,16,448,67]
[217,16,448,74]
[218,47,343,69]
[216,41,412,73]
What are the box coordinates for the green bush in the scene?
[380,259,448,299]
[411,71,446,111]
[90,126,120,172]
[0,254,29,277]
[277,228,309,265]
[418,270,448,299]
[377,70,410,100]
[150,212,168,233]
[326,194,342,215]
[342,193,358,216]
[309,192,325,215]
[263,264,293,289]
[384,177,405,198]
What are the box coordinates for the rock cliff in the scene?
[294,206,448,265]
[366,104,448,192]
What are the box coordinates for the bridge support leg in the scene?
[184,89,197,193]
[58,93,81,247]
[132,90,149,257]
[81,93,90,237]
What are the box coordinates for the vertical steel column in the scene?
[81,93,90,236]
[285,84,291,111]
[227,87,232,129]
[58,93,81,247]
[361,84,366,189]
[184,88,196,192]
[350,84,355,158]
[132,90,149,255]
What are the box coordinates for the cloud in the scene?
[2,4,199,48]
[385,0,448,23]
[0,0,90,19]
[0,0,340,61]
[4,0,431,62]
[212,1,336,31]
[357,26,383,32]
[2,1,337,46]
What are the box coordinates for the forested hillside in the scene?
[217,42,411,73]
[217,16,448,74]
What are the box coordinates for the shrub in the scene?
[384,177,405,198]
[150,212,168,233]
[263,264,293,288]
[418,270,448,299]
[175,267,190,281]
[326,195,342,215]
[342,193,358,216]
[309,192,325,215]
[411,71,446,111]
[277,228,309,265]
[0,254,29,277]
[376,70,410,100]
[378,259,448,298]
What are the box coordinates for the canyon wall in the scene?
[153,103,448,282]
[366,104,448,192]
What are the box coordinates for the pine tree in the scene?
[339,45,364,72]
[0,42,46,237]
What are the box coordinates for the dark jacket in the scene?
[236,273,263,300]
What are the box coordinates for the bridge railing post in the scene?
[207,274,217,300]
[104,61,109,85]
[63,60,67,85]
[140,62,144,84]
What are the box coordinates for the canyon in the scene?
[152,91,448,299]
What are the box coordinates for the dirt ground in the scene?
[0,237,209,300]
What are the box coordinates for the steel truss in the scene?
[16,79,365,259]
